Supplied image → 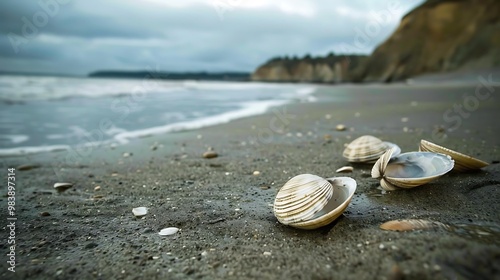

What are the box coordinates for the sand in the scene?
[1,83,499,279]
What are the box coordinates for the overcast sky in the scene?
[0,0,424,75]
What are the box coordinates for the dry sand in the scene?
[1,83,499,279]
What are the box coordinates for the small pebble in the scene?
[336,124,346,131]
[17,164,40,171]
[388,264,403,280]
[263,252,272,256]
[40,212,50,216]
[123,152,132,158]
[203,151,218,159]
[379,244,385,250]
[94,186,101,191]
[253,171,260,176]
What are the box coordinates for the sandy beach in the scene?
[1,83,499,279]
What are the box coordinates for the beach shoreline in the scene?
[1,83,499,279]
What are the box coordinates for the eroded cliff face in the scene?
[252,0,499,83]
[357,0,500,82]
[251,55,367,83]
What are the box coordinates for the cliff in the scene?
[356,0,500,82]
[251,54,368,83]
[252,0,500,83]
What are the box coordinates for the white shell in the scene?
[372,147,454,190]
[132,207,148,217]
[54,182,73,192]
[159,227,179,236]
[336,166,353,173]
[273,174,357,230]
[419,139,489,172]
[343,135,400,163]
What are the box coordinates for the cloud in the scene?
[0,0,425,75]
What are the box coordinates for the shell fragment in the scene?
[132,207,148,217]
[159,227,179,236]
[54,182,73,193]
[380,219,449,231]
[336,166,353,173]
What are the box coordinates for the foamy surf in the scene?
[113,99,289,144]
[0,77,317,156]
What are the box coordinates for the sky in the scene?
[0,0,425,76]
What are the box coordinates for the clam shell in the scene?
[372,148,454,190]
[273,174,333,225]
[419,140,489,172]
[343,135,400,163]
[273,174,356,230]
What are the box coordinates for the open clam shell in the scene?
[419,140,489,172]
[372,147,454,190]
[343,135,400,163]
[273,174,357,230]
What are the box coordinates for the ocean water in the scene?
[0,75,317,156]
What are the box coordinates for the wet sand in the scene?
[1,83,499,279]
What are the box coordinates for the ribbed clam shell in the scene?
[372,150,454,190]
[343,135,399,163]
[274,174,333,225]
[291,177,357,230]
[419,140,489,172]
[273,175,357,230]
[371,146,396,179]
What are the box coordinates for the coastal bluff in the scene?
[250,54,367,83]
[252,0,500,83]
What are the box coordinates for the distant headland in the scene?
[88,71,250,81]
